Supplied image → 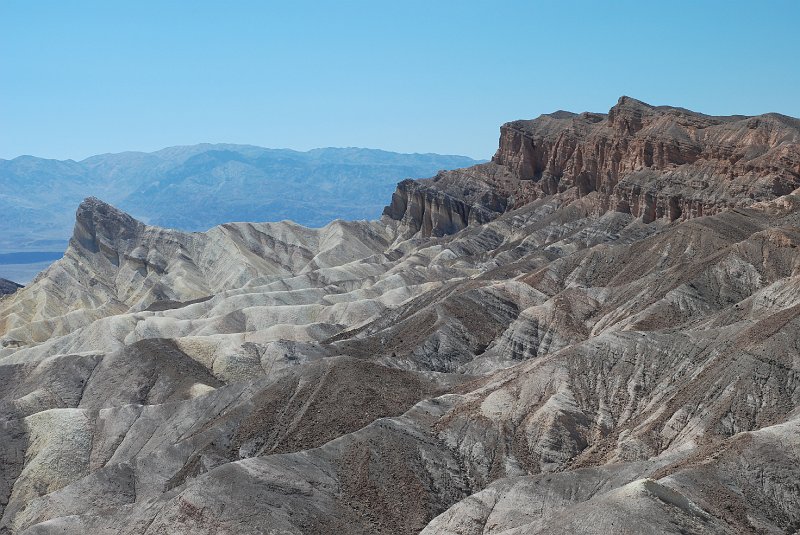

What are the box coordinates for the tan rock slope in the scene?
[1,97,799,534]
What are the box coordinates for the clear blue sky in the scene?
[2,0,798,161]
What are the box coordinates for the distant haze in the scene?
[0,145,482,282]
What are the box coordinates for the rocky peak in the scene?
[72,196,144,255]
[606,95,653,134]
[393,97,800,234]
[382,177,501,239]
[383,98,800,240]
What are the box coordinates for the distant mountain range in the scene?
[0,145,483,255]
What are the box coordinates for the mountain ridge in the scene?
[2,144,484,166]
[0,145,483,257]
[382,95,800,240]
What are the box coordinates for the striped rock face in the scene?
[1,98,800,535]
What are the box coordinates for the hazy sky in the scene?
[2,0,799,160]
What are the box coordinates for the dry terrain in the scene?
[1,97,799,534]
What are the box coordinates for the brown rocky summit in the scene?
[386,96,800,238]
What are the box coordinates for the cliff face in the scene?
[386,96,800,233]
[383,178,503,239]
[72,196,145,263]
[494,96,800,222]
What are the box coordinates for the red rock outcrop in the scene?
[495,96,800,222]
[386,97,800,233]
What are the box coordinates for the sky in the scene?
[2,0,799,161]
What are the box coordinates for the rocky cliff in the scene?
[383,177,504,239]
[386,96,800,234]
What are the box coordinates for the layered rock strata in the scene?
[385,96,800,236]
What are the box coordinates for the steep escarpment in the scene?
[496,97,800,221]
[383,177,504,239]
[1,98,800,535]
[387,97,800,236]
